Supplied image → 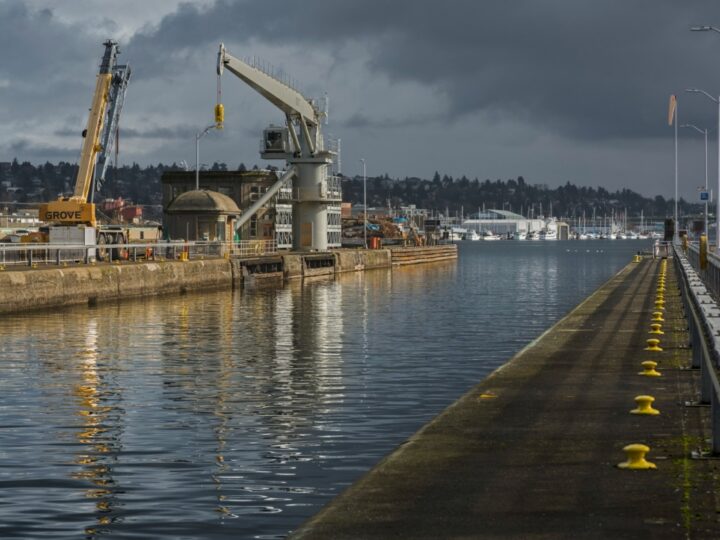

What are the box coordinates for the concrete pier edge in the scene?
[290,257,719,539]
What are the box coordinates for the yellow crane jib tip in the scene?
[645,339,663,352]
[617,444,657,469]
[639,360,661,377]
[630,395,660,415]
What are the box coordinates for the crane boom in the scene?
[217,42,338,251]
[40,40,128,227]
[218,44,318,127]
[74,40,118,201]
[94,63,131,196]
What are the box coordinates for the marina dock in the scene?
[291,256,720,539]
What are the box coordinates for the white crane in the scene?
[217,43,337,251]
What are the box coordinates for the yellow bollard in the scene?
[630,395,660,415]
[645,339,663,352]
[649,323,664,335]
[639,360,662,377]
[651,311,664,322]
[618,444,657,469]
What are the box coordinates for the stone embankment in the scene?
[0,245,457,314]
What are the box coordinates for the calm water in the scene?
[0,240,642,539]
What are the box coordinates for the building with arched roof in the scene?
[164,189,240,241]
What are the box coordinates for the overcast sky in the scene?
[3,0,720,198]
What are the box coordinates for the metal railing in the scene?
[0,241,230,267]
[229,240,277,258]
[687,242,720,301]
[674,244,720,454]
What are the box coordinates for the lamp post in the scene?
[685,88,720,251]
[690,25,720,247]
[680,123,709,235]
[195,123,222,190]
[359,158,367,248]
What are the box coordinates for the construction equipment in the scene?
[39,40,131,249]
[217,44,340,251]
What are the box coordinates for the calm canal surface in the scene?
[0,240,643,539]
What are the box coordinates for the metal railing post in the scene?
[713,390,720,454]
[692,318,703,369]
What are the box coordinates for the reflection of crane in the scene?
[217,44,338,251]
[39,40,131,243]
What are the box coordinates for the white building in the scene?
[462,209,545,236]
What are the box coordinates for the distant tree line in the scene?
[342,172,701,221]
[0,158,703,220]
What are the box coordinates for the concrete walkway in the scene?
[291,258,720,539]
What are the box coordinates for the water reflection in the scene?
[69,316,123,537]
[0,241,641,539]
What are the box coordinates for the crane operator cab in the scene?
[263,126,291,153]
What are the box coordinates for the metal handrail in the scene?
[0,239,279,267]
[674,244,720,453]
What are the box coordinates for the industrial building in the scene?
[161,169,341,249]
[161,170,294,247]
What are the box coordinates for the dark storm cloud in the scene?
[54,125,199,139]
[126,0,720,141]
[343,112,440,129]
[9,139,76,159]
[0,2,95,86]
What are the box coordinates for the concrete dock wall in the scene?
[0,245,457,315]
[389,245,458,265]
[0,259,233,314]
[335,249,391,273]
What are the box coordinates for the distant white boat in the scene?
[515,231,527,240]
[464,230,481,241]
[481,230,502,241]
[440,226,467,241]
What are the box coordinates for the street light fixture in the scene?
[685,87,720,251]
[680,123,709,235]
[195,122,222,190]
[691,25,720,33]
[359,158,367,249]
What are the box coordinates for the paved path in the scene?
[291,258,720,539]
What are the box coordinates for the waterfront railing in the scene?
[674,244,720,454]
[0,239,278,267]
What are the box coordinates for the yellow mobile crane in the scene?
[39,40,131,248]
